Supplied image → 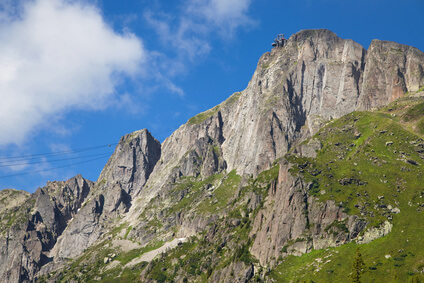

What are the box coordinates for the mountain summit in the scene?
[1,29,424,282]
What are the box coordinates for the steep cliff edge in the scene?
[97,129,161,195]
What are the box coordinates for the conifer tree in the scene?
[352,247,365,283]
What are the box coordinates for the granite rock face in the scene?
[98,129,161,196]
[220,29,366,176]
[0,175,93,283]
[50,129,161,260]
[358,39,424,110]
[250,160,366,265]
[126,30,367,219]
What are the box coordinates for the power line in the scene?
[0,155,110,179]
[0,127,181,180]
[0,143,117,179]
[0,152,113,168]
[0,143,117,162]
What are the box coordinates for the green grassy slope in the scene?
[271,94,424,282]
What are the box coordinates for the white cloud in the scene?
[115,92,145,114]
[0,0,145,146]
[143,10,211,64]
[186,0,255,37]
[144,0,255,78]
[0,158,30,172]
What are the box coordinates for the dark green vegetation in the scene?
[351,248,365,283]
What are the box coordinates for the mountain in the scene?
[1,29,424,283]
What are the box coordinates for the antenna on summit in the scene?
[271,34,286,48]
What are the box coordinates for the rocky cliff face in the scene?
[358,39,424,110]
[250,160,366,266]
[50,129,160,260]
[128,29,424,219]
[0,175,92,283]
[97,129,161,195]
[0,130,161,282]
[1,29,424,282]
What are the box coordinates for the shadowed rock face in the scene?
[97,129,161,195]
[0,175,93,283]
[358,39,424,110]
[50,129,161,260]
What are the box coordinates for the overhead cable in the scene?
[0,143,117,162]
[0,155,110,179]
[0,152,113,168]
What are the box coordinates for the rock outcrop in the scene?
[0,189,30,216]
[0,175,93,283]
[97,129,161,196]
[0,131,161,282]
[250,160,366,265]
[358,39,424,110]
[49,129,161,261]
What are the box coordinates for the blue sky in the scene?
[0,0,423,193]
